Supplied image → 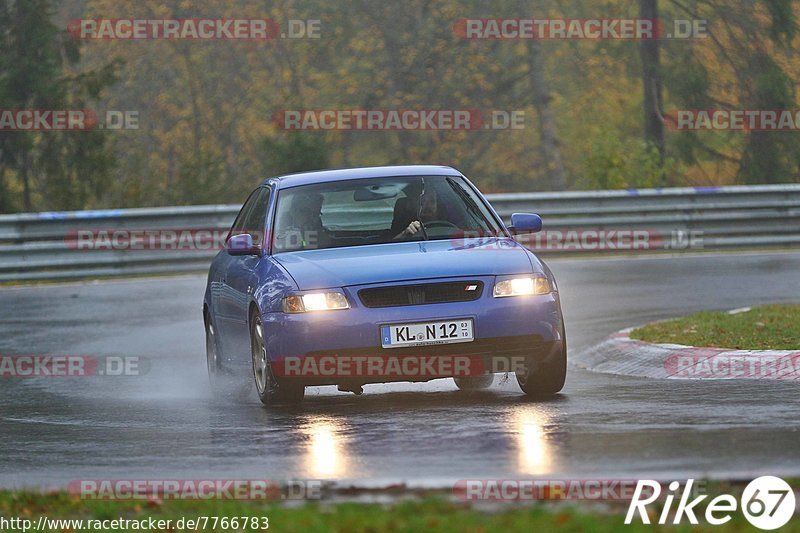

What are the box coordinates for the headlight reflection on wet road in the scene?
[511,408,554,475]
[302,417,350,479]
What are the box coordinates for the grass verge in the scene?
[1,492,796,532]
[630,304,800,350]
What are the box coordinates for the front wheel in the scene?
[251,314,305,405]
[515,327,567,397]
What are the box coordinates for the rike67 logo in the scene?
[626,477,795,530]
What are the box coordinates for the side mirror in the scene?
[227,233,261,256]
[509,213,542,234]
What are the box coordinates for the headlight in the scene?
[283,291,350,313]
[493,276,551,297]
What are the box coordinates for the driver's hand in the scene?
[402,221,422,236]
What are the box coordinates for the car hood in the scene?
[273,238,537,290]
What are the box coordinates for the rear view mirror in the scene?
[227,233,261,256]
[509,213,543,234]
[353,183,402,201]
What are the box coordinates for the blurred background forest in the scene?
[1,0,799,213]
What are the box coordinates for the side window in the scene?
[229,189,260,239]
[239,187,271,246]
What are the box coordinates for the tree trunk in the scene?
[528,40,567,191]
[0,163,7,213]
[640,0,666,175]
[21,146,31,211]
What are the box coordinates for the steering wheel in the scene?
[423,220,459,230]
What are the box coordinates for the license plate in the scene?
[381,319,474,348]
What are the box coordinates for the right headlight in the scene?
[283,291,350,313]
[493,276,551,297]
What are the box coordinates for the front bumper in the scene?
[262,275,564,385]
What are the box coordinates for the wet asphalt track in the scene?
[0,251,798,489]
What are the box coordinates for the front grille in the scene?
[359,281,484,308]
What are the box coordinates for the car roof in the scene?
[263,165,463,189]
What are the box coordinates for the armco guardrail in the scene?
[0,184,798,282]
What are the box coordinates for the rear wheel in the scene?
[205,314,252,401]
[515,326,567,397]
[205,316,225,396]
[453,374,494,391]
[251,314,304,405]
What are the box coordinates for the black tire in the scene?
[205,314,252,401]
[453,374,494,390]
[251,313,305,405]
[205,315,226,396]
[515,325,567,397]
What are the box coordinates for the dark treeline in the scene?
[0,0,798,213]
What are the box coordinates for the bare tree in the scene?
[528,39,567,190]
[640,0,666,173]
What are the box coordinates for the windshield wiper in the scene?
[417,177,429,241]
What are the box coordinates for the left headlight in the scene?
[493,276,551,297]
[283,290,350,313]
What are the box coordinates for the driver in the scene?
[392,188,438,240]
[276,192,329,250]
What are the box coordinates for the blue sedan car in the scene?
[203,165,566,404]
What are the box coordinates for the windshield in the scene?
[272,176,503,252]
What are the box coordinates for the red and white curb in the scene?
[575,327,800,380]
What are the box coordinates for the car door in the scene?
[214,188,260,357]
[218,186,272,363]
